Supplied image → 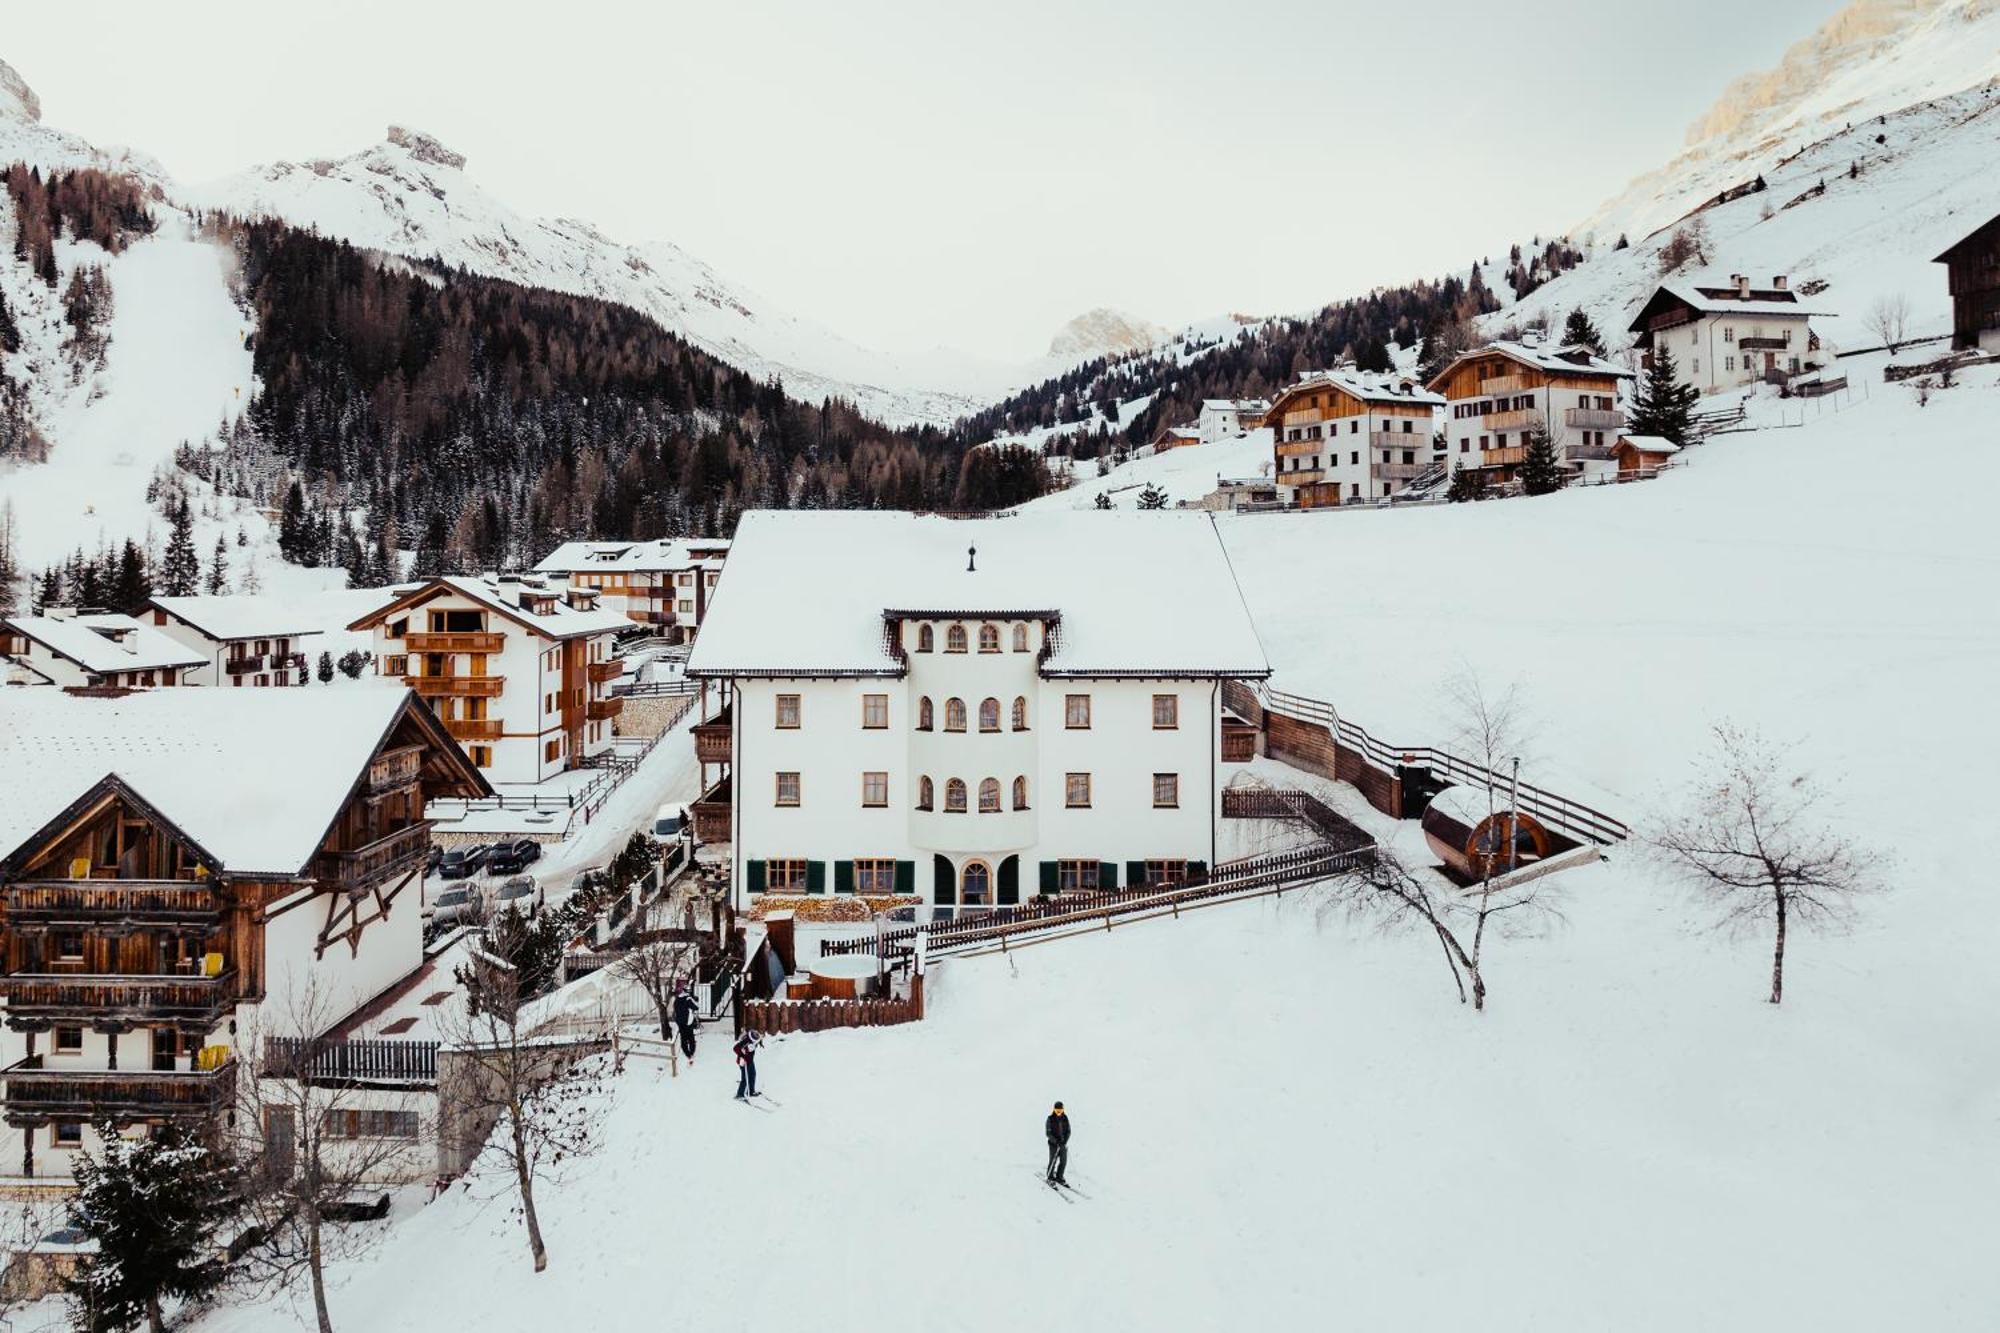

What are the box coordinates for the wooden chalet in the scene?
[1267,370,1441,507]
[1933,213,2000,353]
[0,689,487,1178]
[1428,341,1628,480]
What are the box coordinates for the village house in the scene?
[146,595,323,688]
[1933,213,2000,353]
[1428,340,1631,483]
[2,611,207,690]
[348,574,629,785]
[1267,369,1444,507]
[0,688,488,1180]
[683,511,1270,914]
[1150,424,1202,453]
[532,537,731,640]
[1612,434,1680,477]
[1626,274,1826,394]
[1196,398,1270,444]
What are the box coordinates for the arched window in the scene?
[978,778,1001,813]
[917,776,934,810]
[979,698,1000,732]
[945,698,967,732]
[978,623,1000,653]
[946,623,968,654]
[945,779,967,813]
[1011,696,1028,731]
[916,623,934,653]
[1012,775,1029,810]
[1012,623,1029,652]
[918,696,933,731]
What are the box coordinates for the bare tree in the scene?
[1865,292,1911,353]
[614,937,700,1038]
[1317,845,1483,1005]
[231,976,427,1333]
[442,949,599,1272]
[1650,723,1886,1004]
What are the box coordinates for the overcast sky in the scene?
[4,0,1838,361]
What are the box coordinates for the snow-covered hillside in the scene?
[1019,428,1272,511]
[1583,0,2000,245]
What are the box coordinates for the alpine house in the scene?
[684,511,1271,913]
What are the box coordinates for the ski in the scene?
[1031,1170,1075,1201]
[752,1092,783,1107]
[1053,1181,1090,1199]
[737,1098,775,1112]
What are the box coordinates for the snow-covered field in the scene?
[1020,428,1272,511]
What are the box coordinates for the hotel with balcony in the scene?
[349,574,629,785]
[146,594,325,688]
[1627,274,1825,396]
[1428,340,1632,481]
[684,511,1269,913]
[2,611,207,689]
[1268,369,1444,506]
[0,688,487,1180]
[533,538,731,641]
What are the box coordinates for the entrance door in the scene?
[932,855,954,906]
[961,860,991,907]
[997,855,1019,906]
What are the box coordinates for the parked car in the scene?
[429,884,481,927]
[487,838,544,875]
[651,802,689,845]
[493,876,543,916]
[437,843,492,880]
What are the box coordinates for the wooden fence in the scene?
[740,995,921,1035]
[265,1036,440,1086]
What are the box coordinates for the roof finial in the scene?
[967,543,977,573]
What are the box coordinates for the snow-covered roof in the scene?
[148,594,327,643]
[534,538,732,575]
[1638,280,1828,323]
[1617,435,1681,455]
[686,511,1271,680]
[1201,398,1270,412]
[1442,341,1634,384]
[0,687,430,875]
[350,576,631,640]
[3,613,207,676]
[1276,369,1446,410]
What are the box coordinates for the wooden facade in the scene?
[1934,214,2000,352]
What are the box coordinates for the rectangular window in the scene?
[1065,773,1092,808]
[55,932,83,961]
[326,1109,420,1140]
[387,617,408,641]
[855,858,897,894]
[766,858,809,892]
[775,694,801,729]
[53,1122,82,1147]
[470,745,492,768]
[861,694,889,729]
[1065,694,1091,729]
[1153,773,1180,808]
[54,1026,83,1053]
[1152,694,1178,729]
[384,654,408,676]
[861,771,889,807]
[545,739,561,763]
[1145,859,1190,888]
[1058,859,1100,892]
[775,772,801,807]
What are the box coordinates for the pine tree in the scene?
[277,481,307,563]
[111,540,151,616]
[1136,484,1168,510]
[1627,344,1701,446]
[64,1124,233,1333]
[158,500,200,597]
[1561,308,1605,357]
[1518,426,1564,496]
[206,536,229,595]
[0,501,18,617]
[1093,491,1113,510]
[411,510,449,578]
[1446,463,1486,503]
[317,650,335,684]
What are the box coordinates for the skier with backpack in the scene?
[672,984,699,1064]
[1045,1101,1070,1185]
[733,1030,761,1100]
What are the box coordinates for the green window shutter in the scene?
[1098,861,1117,889]
[1127,860,1148,890]
[895,860,915,896]
[834,860,855,895]
[806,860,826,895]
[746,860,766,895]
[1038,861,1059,895]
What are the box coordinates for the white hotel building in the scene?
[685,511,1270,912]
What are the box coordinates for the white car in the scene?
[493,876,544,916]
[652,802,690,845]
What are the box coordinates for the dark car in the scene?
[487,838,543,875]
[437,843,491,880]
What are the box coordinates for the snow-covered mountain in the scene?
[1582,0,2000,245]
[0,56,165,186]
[1046,307,1170,359]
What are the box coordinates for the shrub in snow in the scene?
[65,1125,234,1333]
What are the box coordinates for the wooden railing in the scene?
[224,654,268,676]
[445,717,504,742]
[1369,430,1424,453]
[0,971,237,1021]
[1219,788,1374,850]
[1477,374,1527,396]
[741,996,919,1035]
[587,697,623,722]
[1564,408,1623,430]
[694,712,732,764]
[264,1036,438,1085]
[404,631,505,653]
[587,659,624,684]
[318,824,430,889]
[367,747,424,796]
[1,880,221,924]
[412,675,505,698]
[691,778,732,843]
[2,1059,237,1119]
[1482,445,1528,466]
[1482,409,1538,432]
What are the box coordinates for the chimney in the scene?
[1773,274,1788,292]
[1734,274,1750,298]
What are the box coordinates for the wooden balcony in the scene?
[1738,336,1791,351]
[316,823,430,890]
[1369,431,1424,453]
[1477,374,1527,396]
[224,653,268,676]
[694,709,732,765]
[1278,408,1323,427]
[1482,408,1539,432]
[1,880,222,927]
[412,674,506,698]
[404,631,504,653]
[1564,408,1623,431]
[1481,446,1528,467]
[587,659,624,684]
[366,746,424,797]
[1373,461,1429,482]
[445,717,504,742]
[2,1057,237,1125]
[1274,438,1321,459]
[1277,469,1325,488]
[691,778,732,844]
[0,971,237,1026]
[586,697,623,722]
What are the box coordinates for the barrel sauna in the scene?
[1422,785,1551,882]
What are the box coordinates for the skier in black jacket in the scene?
[1044,1101,1070,1184]
[671,986,699,1064]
